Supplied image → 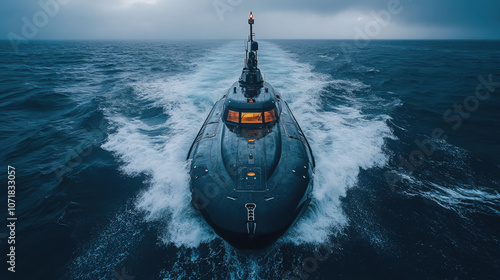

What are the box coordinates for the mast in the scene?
[245,11,258,69]
[240,12,263,90]
[245,12,254,67]
[249,11,254,42]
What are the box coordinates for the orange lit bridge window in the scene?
[264,110,276,122]
[241,112,262,123]
[227,109,277,124]
[227,110,239,122]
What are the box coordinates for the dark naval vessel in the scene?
[187,12,315,249]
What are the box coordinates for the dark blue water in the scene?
[1,40,499,280]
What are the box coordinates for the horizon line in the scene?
[2,38,500,42]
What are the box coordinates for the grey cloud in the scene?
[1,0,499,40]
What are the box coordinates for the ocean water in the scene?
[1,39,499,280]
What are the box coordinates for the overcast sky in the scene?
[1,0,499,40]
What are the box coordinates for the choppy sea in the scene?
[1,39,499,279]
